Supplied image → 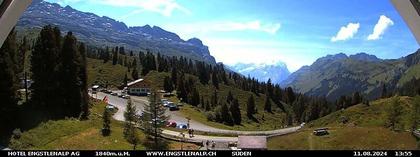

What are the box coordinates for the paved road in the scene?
[90,91,302,137]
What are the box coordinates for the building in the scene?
[391,0,420,44]
[127,79,151,96]
[237,136,267,150]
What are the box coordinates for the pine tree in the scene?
[247,95,256,118]
[226,91,234,103]
[123,73,128,87]
[0,28,19,135]
[386,97,403,131]
[31,25,61,117]
[190,87,200,106]
[59,32,83,117]
[211,71,219,89]
[78,42,89,120]
[131,67,139,80]
[141,92,168,149]
[112,47,118,65]
[211,90,218,107]
[102,108,111,136]
[229,98,241,125]
[351,92,362,106]
[124,99,140,150]
[163,76,173,92]
[381,84,388,98]
[171,66,177,88]
[264,97,272,112]
[220,103,233,125]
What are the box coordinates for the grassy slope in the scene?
[268,127,417,150]
[398,64,420,86]
[9,100,146,150]
[144,71,287,131]
[268,96,419,150]
[87,58,132,88]
[9,99,198,150]
[87,58,288,131]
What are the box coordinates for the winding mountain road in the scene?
[90,91,303,142]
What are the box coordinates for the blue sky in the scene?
[46,0,419,71]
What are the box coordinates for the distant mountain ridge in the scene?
[281,51,420,101]
[228,61,291,84]
[16,0,216,63]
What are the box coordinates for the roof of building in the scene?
[127,79,144,86]
[127,79,151,88]
[238,136,267,149]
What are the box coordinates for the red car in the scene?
[166,121,177,128]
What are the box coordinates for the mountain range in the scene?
[227,61,290,84]
[281,51,420,100]
[15,0,420,102]
[16,0,216,64]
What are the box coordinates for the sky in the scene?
[46,0,419,72]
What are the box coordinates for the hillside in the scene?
[16,0,216,64]
[309,96,419,129]
[8,99,198,150]
[143,71,288,131]
[281,52,419,100]
[268,96,420,150]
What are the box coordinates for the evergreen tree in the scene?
[163,76,173,92]
[31,25,61,117]
[229,98,241,125]
[247,95,256,118]
[123,73,128,87]
[220,103,233,125]
[211,90,218,107]
[112,47,118,65]
[102,108,111,136]
[78,42,89,119]
[381,84,388,98]
[124,99,140,150]
[131,67,139,80]
[190,87,200,106]
[17,36,29,74]
[351,92,362,106]
[211,71,219,89]
[264,97,272,112]
[141,92,168,149]
[226,91,234,103]
[171,66,177,88]
[59,32,84,117]
[0,28,19,135]
[385,97,403,131]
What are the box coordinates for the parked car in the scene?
[106,104,115,111]
[117,93,123,97]
[161,99,169,105]
[177,123,188,129]
[313,128,329,136]
[110,92,118,96]
[149,118,166,125]
[122,95,130,99]
[163,101,172,107]
[168,104,179,111]
[166,120,177,127]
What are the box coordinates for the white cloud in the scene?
[51,0,190,17]
[210,21,281,34]
[331,22,360,42]
[166,20,281,35]
[367,15,394,40]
